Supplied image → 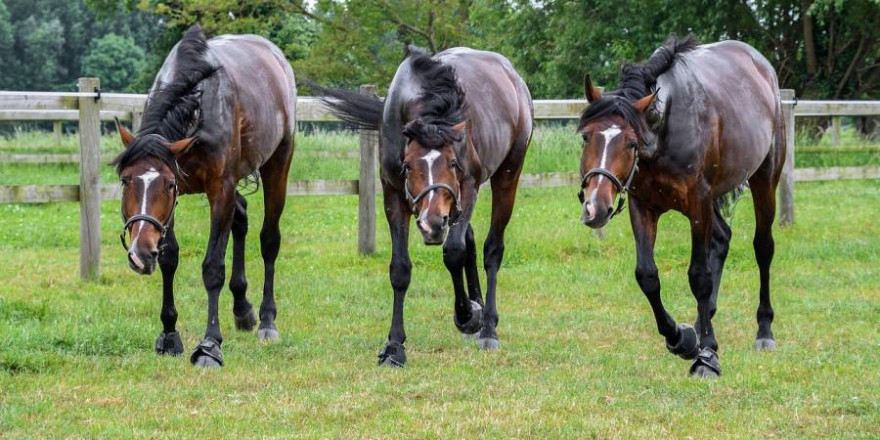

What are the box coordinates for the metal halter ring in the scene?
[577,155,639,219]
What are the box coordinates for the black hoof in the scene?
[155,331,184,356]
[454,300,483,336]
[190,337,224,368]
[689,347,721,378]
[666,324,700,360]
[234,308,257,332]
[754,337,776,351]
[257,324,279,342]
[377,342,406,368]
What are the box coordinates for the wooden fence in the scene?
[2,82,880,279]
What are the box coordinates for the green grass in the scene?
[1,158,879,438]
[2,124,879,185]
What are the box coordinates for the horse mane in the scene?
[112,25,219,174]
[577,34,697,143]
[402,45,468,150]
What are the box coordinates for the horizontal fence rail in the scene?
[2,84,880,279]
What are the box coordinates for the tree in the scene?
[81,33,146,91]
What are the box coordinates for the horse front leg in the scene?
[190,183,236,368]
[378,182,412,367]
[629,198,699,360]
[443,185,481,343]
[687,197,722,378]
[155,224,183,355]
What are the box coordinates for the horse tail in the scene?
[715,182,749,222]
[642,34,698,86]
[307,81,384,131]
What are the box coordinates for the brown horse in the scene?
[576,36,784,377]
[113,26,296,367]
[315,46,533,366]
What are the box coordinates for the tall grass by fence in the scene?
[2,80,880,279]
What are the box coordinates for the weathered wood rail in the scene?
[2,84,879,279]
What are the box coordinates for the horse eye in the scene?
[120,177,129,186]
[449,160,459,169]
[167,181,176,191]
[400,163,411,176]
[628,141,638,149]
[582,133,590,142]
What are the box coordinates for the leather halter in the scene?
[405,179,462,219]
[119,163,181,252]
[578,154,640,219]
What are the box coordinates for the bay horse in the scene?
[112,25,296,367]
[576,36,784,377]
[315,46,533,366]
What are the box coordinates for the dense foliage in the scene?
[2,0,878,100]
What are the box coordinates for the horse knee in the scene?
[635,265,659,294]
[202,259,226,292]
[483,238,505,272]
[688,266,712,297]
[389,258,412,292]
[443,241,467,269]
[753,235,774,266]
[260,225,281,261]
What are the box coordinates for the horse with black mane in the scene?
[315,46,533,366]
[113,25,296,367]
[576,35,784,377]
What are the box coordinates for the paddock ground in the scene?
[1,174,878,437]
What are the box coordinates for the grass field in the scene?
[0,127,879,438]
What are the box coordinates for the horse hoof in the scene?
[477,337,499,351]
[190,337,224,368]
[454,300,483,335]
[234,308,257,332]
[377,342,406,368]
[754,338,776,351]
[257,326,279,342]
[689,347,721,378]
[155,331,184,356]
[666,324,700,360]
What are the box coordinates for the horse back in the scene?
[655,40,781,196]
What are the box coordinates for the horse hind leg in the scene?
[749,162,779,351]
[230,191,257,332]
[255,135,295,341]
[696,199,733,333]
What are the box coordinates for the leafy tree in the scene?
[81,33,146,91]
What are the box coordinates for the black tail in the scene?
[642,34,698,85]
[306,81,384,131]
[715,182,749,222]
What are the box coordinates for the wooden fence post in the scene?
[78,78,102,280]
[831,116,841,146]
[779,89,796,227]
[358,84,378,255]
[53,121,62,145]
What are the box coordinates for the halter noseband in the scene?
[119,161,181,252]
[578,154,640,219]
[405,179,462,220]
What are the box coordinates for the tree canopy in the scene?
[3,0,879,100]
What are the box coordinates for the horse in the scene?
[575,35,784,377]
[314,46,533,366]
[112,25,296,368]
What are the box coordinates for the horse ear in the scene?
[633,93,657,113]
[115,118,135,148]
[165,137,196,156]
[452,121,466,134]
[584,74,601,103]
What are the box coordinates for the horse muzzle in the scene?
[128,247,158,275]
[416,214,449,245]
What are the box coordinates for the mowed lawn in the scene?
[1,129,879,438]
